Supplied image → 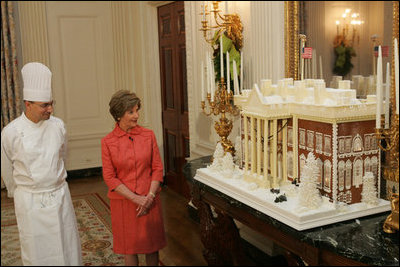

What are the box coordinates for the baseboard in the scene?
[67,167,102,179]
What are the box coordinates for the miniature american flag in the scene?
[374,46,389,57]
[302,47,313,59]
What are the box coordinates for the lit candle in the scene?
[376,46,382,129]
[240,51,243,92]
[225,1,228,14]
[201,60,205,101]
[227,51,230,93]
[220,36,224,78]
[385,62,390,129]
[336,20,340,36]
[233,59,239,95]
[395,38,399,115]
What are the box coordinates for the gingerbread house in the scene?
[234,78,381,205]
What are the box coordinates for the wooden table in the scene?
[184,156,399,266]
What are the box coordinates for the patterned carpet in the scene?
[1,193,169,266]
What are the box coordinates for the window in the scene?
[352,134,363,152]
[338,161,345,191]
[364,134,370,151]
[339,138,345,154]
[353,158,363,188]
[324,135,331,155]
[299,128,306,147]
[371,137,378,150]
[317,158,323,189]
[345,137,352,153]
[316,133,323,153]
[288,127,293,146]
[345,160,352,189]
[307,130,314,150]
[324,160,332,192]
[364,157,371,173]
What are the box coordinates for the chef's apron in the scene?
[14,182,82,266]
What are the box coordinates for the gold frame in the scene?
[284,1,299,80]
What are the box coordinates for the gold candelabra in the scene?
[201,77,239,155]
[199,1,243,155]
[375,114,399,233]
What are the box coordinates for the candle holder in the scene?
[202,77,239,155]
[375,114,399,233]
[200,1,243,48]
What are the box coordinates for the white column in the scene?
[282,119,288,182]
[263,119,269,179]
[272,119,278,187]
[251,116,256,174]
[257,117,261,176]
[244,115,249,171]
[293,116,299,179]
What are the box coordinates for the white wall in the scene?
[16,1,164,170]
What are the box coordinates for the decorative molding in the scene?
[17,1,50,65]
[185,1,196,155]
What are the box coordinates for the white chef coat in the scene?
[1,112,82,266]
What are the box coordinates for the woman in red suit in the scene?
[101,90,166,266]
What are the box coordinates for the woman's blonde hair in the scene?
[109,90,141,121]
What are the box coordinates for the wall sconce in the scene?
[334,8,364,48]
[333,8,364,77]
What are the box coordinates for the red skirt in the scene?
[110,196,166,254]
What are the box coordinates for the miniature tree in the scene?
[361,172,378,206]
[221,152,234,178]
[298,152,322,209]
[208,142,225,172]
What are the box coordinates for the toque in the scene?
[22,62,52,102]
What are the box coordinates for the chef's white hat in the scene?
[22,62,52,102]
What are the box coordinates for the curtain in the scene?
[1,1,22,188]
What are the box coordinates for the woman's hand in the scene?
[135,194,155,217]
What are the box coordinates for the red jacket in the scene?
[101,124,163,199]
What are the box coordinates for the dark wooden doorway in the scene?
[158,1,190,199]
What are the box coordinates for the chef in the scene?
[1,62,82,265]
